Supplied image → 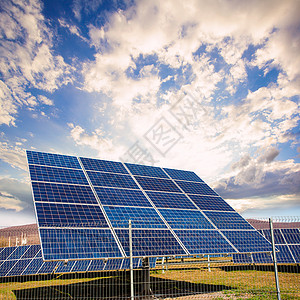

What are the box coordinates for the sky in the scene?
[0,0,300,227]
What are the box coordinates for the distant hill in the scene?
[247,219,300,230]
[0,223,39,247]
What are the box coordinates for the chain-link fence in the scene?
[0,216,299,299]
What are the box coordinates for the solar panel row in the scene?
[0,245,153,277]
[233,228,300,264]
[27,151,272,262]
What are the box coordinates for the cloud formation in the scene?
[0,0,73,126]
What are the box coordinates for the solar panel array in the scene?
[0,245,153,277]
[233,228,300,264]
[27,151,272,261]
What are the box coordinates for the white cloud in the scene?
[0,143,27,171]
[0,0,73,126]
[0,191,24,212]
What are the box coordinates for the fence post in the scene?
[269,218,281,300]
[129,219,134,300]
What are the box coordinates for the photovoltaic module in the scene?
[26,150,272,261]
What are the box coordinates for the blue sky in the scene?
[0,0,299,226]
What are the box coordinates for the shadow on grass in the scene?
[12,270,233,299]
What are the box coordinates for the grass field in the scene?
[0,265,299,299]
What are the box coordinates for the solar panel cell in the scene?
[176,181,218,196]
[7,259,33,277]
[7,245,30,260]
[125,163,168,178]
[104,259,123,270]
[222,230,272,252]
[55,260,77,273]
[289,245,300,263]
[163,168,203,182]
[32,182,98,205]
[232,253,252,264]
[281,229,300,244]
[95,187,151,207]
[87,259,105,271]
[115,229,186,257]
[27,151,81,169]
[135,176,181,193]
[22,245,41,259]
[0,246,17,260]
[275,245,295,263]
[159,209,214,229]
[72,260,91,272]
[87,171,138,189]
[104,206,167,229]
[23,258,44,275]
[204,211,253,230]
[188,195,234,211]
[37,261,58,274]
[80,157,128,174]
[146,191,197,209]
[35,202,109,228]
[0,260,17,277]
[262,229,286,244]
[175,230,235,255]
[29,165,88,185]
[40,228,123,260]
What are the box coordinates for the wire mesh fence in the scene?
[0,216,299,299]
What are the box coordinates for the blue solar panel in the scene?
[222,230,272,252]
[0,246,17,260]
[22,245,41,259]
[27,150,81,169]
[175,230,235,255]
[115,229,186,257]
[55,260,77,273]
[158,209,214,229]
[125,163,168,178]
[72,260,91,272]
[80,157,128,174]
[121,258,141,269]
[281,228,300,244]
[135,176,181,193]
[95,187,151,207]
[176,181,218,196]
[35,202,108,228]
[262,229,286,244]
[252,252,273,264]
[87,171,138,189]
[289,245,300,263]
[104,259,123,270]
[37,260,58,274]
[87,259,105,271]
[32,182,98,205]
[188,195,234,211]
[27,151,276,262]
[232,253,252,264]
[23,258,44,275]
[0,260,18,277]
[29,165,88,185]
[146,191,197,209]
[104,206,166,229]
[40,228,123,260]
[7,245,30,260]
[6,259,33,277]
[163,168,203,182]
[275,245,295,263]
[204,211,253,230]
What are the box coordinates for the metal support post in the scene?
[207,255,211,272]
[269,218,281,300]
[129,220,134,300]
